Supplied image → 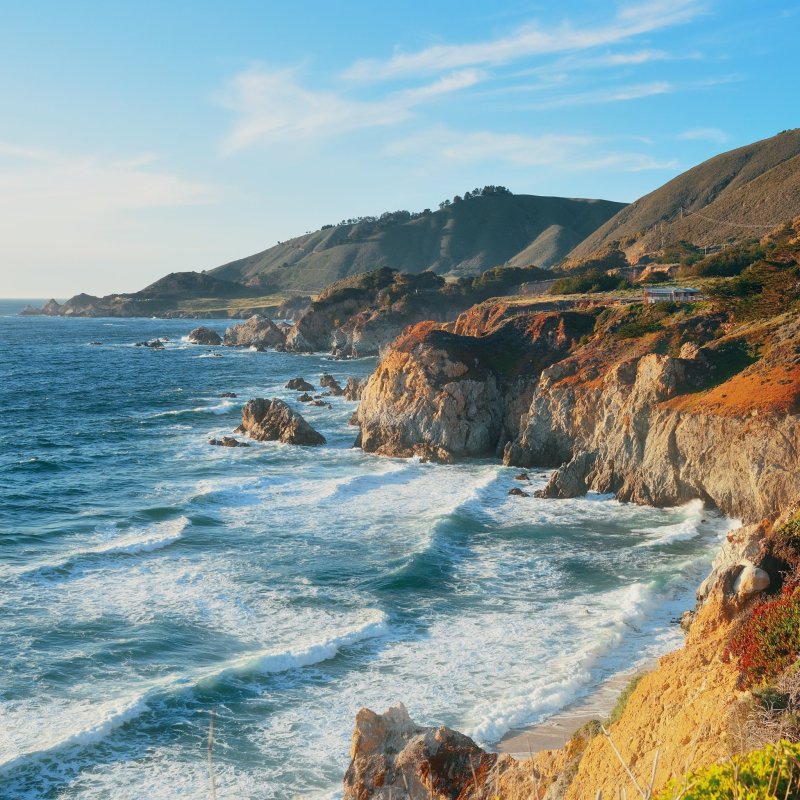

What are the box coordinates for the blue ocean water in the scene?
[0,301,734,799]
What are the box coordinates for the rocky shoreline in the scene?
[339,283,800,796]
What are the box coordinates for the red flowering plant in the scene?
[728,582,800,687]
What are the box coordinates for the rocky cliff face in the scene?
[357,298,800,524]
[356,301,595,460]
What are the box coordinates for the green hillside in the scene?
[209,190,625,293]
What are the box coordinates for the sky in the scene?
[0,0,797,298]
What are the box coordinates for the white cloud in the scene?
[219,65,485,153]
[343,0,705,80]
[0,143,214,289]
[386,126,677,173]
[530,81,674,109]
[678,126,730,143]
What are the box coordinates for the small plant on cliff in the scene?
[654,739,800,799]
[728,585,800,687]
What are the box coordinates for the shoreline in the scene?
[495,658,658,759]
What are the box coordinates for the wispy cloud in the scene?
[531,81,674,109]
[0,143,213,280]
[678,126,729,143]
[343,0,706,80]
[219,65,484,153]
[387,126,678,173]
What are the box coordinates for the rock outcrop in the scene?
[236,398,326,445]
[343,703,496,800]
[345,377,367,401]
[320,373,345,395]
[286,378,314,392]
[356,304,595,461]
[357,294,800,524]
[223,315,285,348]
[188,326,222,345]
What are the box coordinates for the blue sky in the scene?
[0,0,797,297]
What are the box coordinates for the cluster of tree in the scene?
[550,269,631,295]
[679,240,765,278]
[559,243,628,273]
[438,185,512,209]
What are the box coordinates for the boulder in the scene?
[220,392,237,398]
[343,703,496,800]
[320,373,345,395]
[223,315,285,348]
[134,339,164,349]
[508,487,530,497]
[514,473,530,481]
[238,398,326,446]
[286,378,315,392]
[297,393,313,402]
[732,563,771,597]
[188,326,222,346]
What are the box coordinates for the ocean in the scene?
[0,300,735,799]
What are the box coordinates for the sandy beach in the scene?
[496,660,657,759]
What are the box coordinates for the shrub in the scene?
[728,585,800,687]
[608,673,647,724]
[655,739,800,799]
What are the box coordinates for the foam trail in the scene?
[634,499,705,546]
[4,517,189,578]
[87,516,189,556]
[0,610,388,774]
[0,692,150,774]
[193,609,389,686]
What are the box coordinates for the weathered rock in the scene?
[357,310,592,460]
[223,315,285,348]
[345,377,367,401]
[349,410,360,426]
[208,436,249,448]
[297,393,313,402]
[320,373,345,395]
[732,563,771,597]
[505,348,800,524]
[286,378,315,391]
[514,473,530,481]
[220,391,237,398]
[696,523,766,602]
[343,703,496,800]
[508,487,530,497]
[238,398,326,446]
[134,339,165,348]
[188,326,222,346]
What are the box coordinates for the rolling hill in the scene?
[569,129,800,262]
[209,191,626,292]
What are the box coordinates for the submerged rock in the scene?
[188,326,222,345]
[508,487,530,497]
[343,703,496,800]
[320,373,345,395]
[286,377,315,392]
[237,398,326,446]
[134,339,165,349]
[208,436,249,448]
[220,391,237,398]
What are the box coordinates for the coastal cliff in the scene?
[346,223,800,798]
[357,299,800,523]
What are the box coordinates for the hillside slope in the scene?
[210,193,625,292]
[570,129,800,261]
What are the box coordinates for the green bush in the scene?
[655,740,800,799]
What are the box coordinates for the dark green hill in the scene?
[210,192,626,292]
[570,129,800,261]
